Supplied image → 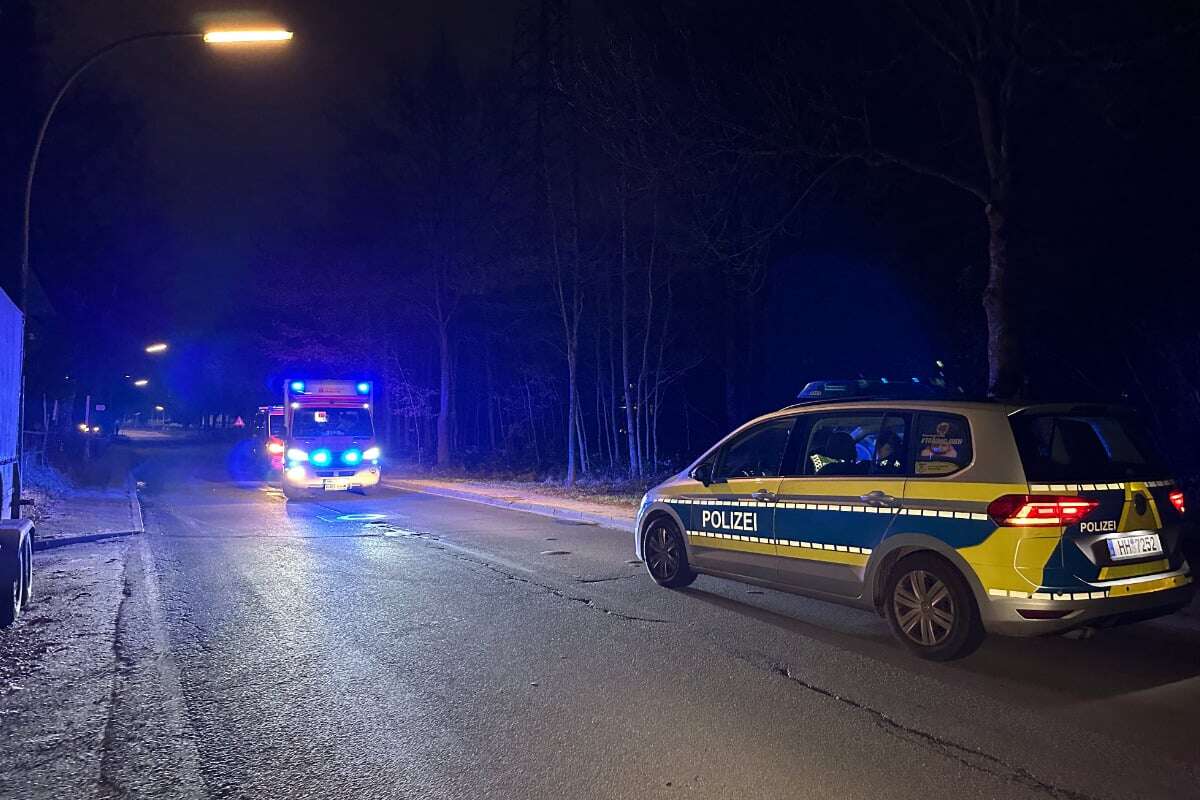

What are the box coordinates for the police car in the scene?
[634,380,1194,660]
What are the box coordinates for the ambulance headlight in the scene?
[285,465,307,482]
[362,446,381,461]
[341,449,362,465]
[310,448,332,466]
[286,448,309,462]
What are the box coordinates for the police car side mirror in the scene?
[691,463,714,486]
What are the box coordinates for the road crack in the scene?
[467,555,671,624]
[773,664,1101,800]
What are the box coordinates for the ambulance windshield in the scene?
[292,408,373,438]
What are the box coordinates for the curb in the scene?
[31,473,146,552]
[34,529,140,551]
[383,479,636,532]
[126,473,146,534]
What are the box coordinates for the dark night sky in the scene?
[30,1,520,339]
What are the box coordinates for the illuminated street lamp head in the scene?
[145,342,168,354]
[133,379,149,387]
[203,29,293,44]
[154,405,165,412]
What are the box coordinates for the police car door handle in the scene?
[860,491,898,507]
[750,489,777,502]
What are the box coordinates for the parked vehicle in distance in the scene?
[280,380,381,500]
[252,405,287,471]
[635,379,1194,660]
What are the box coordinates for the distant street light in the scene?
[154,405,165,412]
[145,342,169,354]
[133,379,149,388]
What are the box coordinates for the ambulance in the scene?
[252,405,287,470]
[281,380,381,499]
[635,380,1193,660]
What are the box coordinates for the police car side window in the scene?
[872,414,909,476]
[800,414,901,476]
[713,419,794,481]
[913,413,972,476]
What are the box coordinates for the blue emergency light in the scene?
[341,449,362,466]
[310,448,332,466]
[356,381,371,395]
[290,380,306,394]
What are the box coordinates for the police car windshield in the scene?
[291,408,373,438]
[1010,410,1166,482]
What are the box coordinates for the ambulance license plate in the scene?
[323,478,351,491]
[1107,533,1163,561]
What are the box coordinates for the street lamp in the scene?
[203,30,294,44]
[18,27,293,314]
[145,342,169,354]
[133,379,149,388]
[15,25,292,467]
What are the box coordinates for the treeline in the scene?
[253,1,1200,484]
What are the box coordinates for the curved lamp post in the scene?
[15,27,292,472]
[19,28,293,312]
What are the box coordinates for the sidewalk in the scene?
[383,476,639,531]
[21,463,143,549]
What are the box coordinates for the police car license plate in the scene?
[1106,533,1163,561]
[323,478,351,491]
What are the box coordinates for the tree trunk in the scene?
[619,181,640,477]
[525,378,540,465]
[565,351,578,485]
[485,342,497,452]
[436,320,452,466]
[982,202,1020,398]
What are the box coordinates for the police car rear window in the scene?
[912,413,972,476]
[1009,410,1165,483]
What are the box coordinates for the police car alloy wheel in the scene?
[644,519,696,588]
[884,554,983,661]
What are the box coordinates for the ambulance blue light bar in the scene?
[356,381,371,395]
[289,380,306,394]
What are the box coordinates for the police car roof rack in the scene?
[783,377,965,409]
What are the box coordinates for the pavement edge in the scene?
[383,478,635,532]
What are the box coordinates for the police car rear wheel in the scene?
[885,554,983,661]
[644,520,695,588]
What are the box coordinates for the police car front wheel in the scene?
[644,520,696,589]
[884,553,983,661]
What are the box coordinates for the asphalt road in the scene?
[70,440,1200,798]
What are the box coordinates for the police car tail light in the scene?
[987,495,1099,527]
[1169,490,1185,515]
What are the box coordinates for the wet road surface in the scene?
[89,440,1200,798]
